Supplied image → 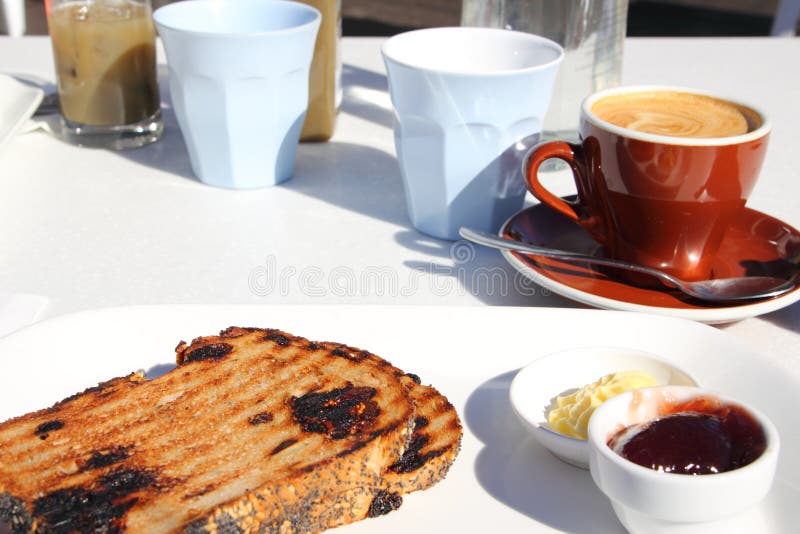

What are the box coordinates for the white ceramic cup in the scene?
[154,0,320,189]
[382,27,563,240]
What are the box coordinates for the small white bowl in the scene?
[509,346,698,469]
[588,385,780,533]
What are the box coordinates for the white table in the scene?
[1,34,800,534]
[0,36,798,367]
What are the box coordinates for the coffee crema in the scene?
[591,91,750,138]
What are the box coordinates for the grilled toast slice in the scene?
[0,327,415,533]
[308,340,463,494]
[384,376,462,494]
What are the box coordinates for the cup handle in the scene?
[524,140,610,245]
[524,141,586,222]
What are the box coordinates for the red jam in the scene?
[607,396,767,475]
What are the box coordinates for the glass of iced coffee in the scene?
[46,0,162,149]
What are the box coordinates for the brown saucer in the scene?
[501,200,800,321]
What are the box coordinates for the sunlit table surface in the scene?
[0,36,798,369]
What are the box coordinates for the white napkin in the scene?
[0,291,49,339]
[0,74,44,150]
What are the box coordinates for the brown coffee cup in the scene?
[524,85,770,282]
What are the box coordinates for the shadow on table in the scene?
[337,63,573,306]
[113,65,197,182]
[464,370,624,533]
[116,64,396,187]
[766,301,800,333]
[110,61,571,312]
[341,63,393,130]
[731,299,800,334]
[145,362,176,379]
[396,229,575,307]
[285,140,409,227]
[290,138,569,310]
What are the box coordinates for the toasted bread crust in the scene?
[302,343,463,494]
[0,327,415,533]
[384,380,462,494]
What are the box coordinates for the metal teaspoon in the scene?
[459,227,796,303]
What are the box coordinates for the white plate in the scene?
[0,74,43,151]
[0,305,797,533]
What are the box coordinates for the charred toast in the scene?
[187,332,463,497]
[0,327,416,533]
[384,376,462,494]
[295,338,462,494]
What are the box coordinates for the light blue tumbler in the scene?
[154,0,321,189]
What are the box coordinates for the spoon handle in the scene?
[458,227,680,287]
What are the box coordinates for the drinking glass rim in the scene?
[581,85,771,146]
[152,0,320,37]
[381,26,564,77]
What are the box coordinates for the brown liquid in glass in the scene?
[48,1,159,126]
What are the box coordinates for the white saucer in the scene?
[501,202,800,324]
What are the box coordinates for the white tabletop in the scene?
[0,36,798,369]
